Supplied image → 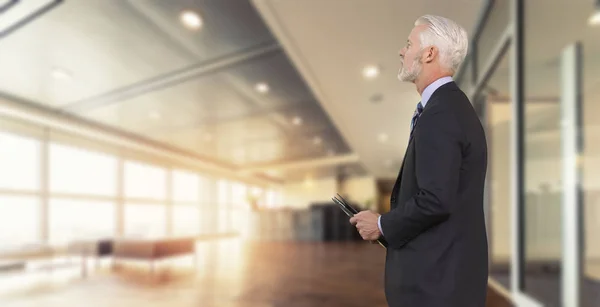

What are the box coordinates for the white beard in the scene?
[397,59,422,82]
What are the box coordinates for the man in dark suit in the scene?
[350,15,489,307]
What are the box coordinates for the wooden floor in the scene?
[1,240,512,307]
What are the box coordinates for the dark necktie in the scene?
[409,102,424,136]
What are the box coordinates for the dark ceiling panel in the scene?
[219,51,317,109]
[128,0,276,60]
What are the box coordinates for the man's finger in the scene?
[356,221,365,230]
[349,216,358,225]
[355,210,368,217]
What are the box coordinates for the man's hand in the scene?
[349,210,382,241]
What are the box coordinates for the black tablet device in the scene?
[332,193,358,217]
[332,193,388,248]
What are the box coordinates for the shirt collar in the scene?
[421,76,453,107]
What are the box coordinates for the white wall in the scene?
[282,175,377,210]
[281,177,336,208]
[345,175,377,209]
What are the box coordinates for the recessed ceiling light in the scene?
[378,133,389,143]
[304,176,314,187]
[362,65,380,79]
[51,67,72,80]
[180,10,202,30]
[292,116,303,125]
[369,93,384,104]
[148,111,161,120]
[255,82,269,93]
[589,11,600,26]
[313,136,322,145]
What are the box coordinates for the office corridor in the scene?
[2,240,511,307]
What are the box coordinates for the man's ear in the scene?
[423,46,437,64]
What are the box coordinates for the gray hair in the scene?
[414,15,468,74]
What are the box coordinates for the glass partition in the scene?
[484,50,512,290]
[476,0,510,71]
[520,0,566,304]
[580,7,600,306]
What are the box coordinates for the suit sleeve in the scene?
[380,109,463,249]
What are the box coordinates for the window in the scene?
[124,161,166,200]
[199,175,212,205]
[231,182,248,208]
[0,196,39,248]
[172,169,199,203]
[124,203,167,238]
[173,205,200,236]
[199,208,216,234]
[218,209,230,233]
[49,143,117,196]
[49,198,115,245]
[266,189,282,208]
[217,180,231,233]
[249,186,264,209]
[0,132,40,191]
[217,179,231,205]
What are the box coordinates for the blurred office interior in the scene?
[0,0,599,306]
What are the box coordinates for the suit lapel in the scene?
[398,136,415,176]
[390,137,415,209]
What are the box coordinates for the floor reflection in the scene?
[0,240,510,307]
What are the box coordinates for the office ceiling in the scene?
[0,0,362,183]
[251,0,484,178]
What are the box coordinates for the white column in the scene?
[561,42,583,307]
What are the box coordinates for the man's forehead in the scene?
[408,25,426,43]
[407,31,417,43]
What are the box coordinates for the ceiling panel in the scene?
[125,0,277,60]
[0,0,195,107]
[219,50,317,109]
[258,162,368,182]
[79,74,256,133]
[147,114,350,166]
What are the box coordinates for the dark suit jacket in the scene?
[380,82,489,307]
